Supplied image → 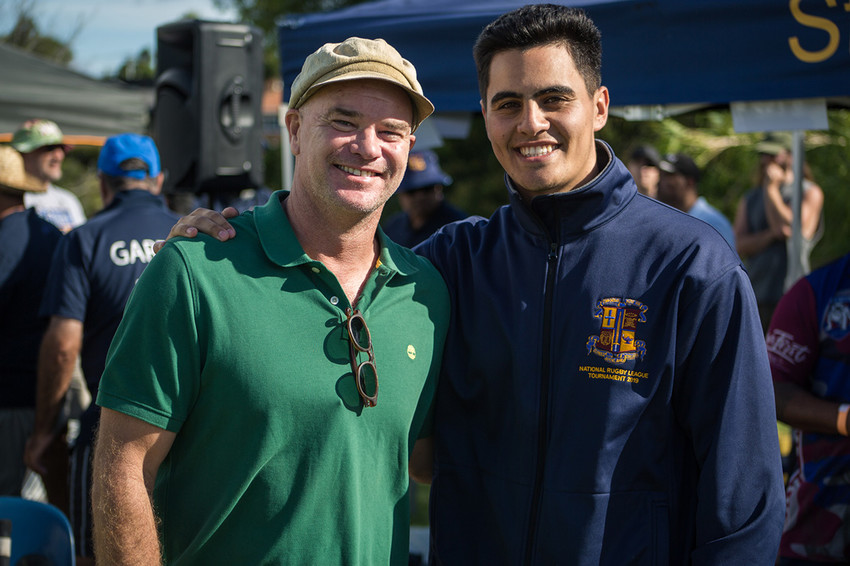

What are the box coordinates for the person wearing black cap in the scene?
[382,150,468,248]
[626,144,661,198]
[657,152,735,248]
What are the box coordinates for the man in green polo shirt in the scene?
[90,37,450,565]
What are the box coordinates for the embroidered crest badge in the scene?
[587,297,648,364]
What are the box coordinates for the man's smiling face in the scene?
[287,79,415,218]
[481,43,609,200]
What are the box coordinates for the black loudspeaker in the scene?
[153,21,264,195]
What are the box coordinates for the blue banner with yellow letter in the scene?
[278,0,849,111]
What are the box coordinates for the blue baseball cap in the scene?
[397,150,452,193]
[97,133,161,179]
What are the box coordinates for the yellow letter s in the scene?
[788,0,840,63]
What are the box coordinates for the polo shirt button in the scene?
[330,296,339,305]
[311,267,320,273]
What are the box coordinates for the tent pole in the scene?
[785,130,805,291]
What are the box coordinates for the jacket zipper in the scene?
[523,241,559,565]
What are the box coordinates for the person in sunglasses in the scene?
[11,119,86,234]
[90,38,449,565]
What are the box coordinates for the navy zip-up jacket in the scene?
[416,142,785,565]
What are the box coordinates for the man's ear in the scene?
[285,109,302,156]
[593,86,610,132]
[151,172,165,195]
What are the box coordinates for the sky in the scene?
[2,0,238,77]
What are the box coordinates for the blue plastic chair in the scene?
[0,497,75,566]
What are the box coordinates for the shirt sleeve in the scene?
[766,277,818,386]
[39,231,89,321]
[96,243,201,432]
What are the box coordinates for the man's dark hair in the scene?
[473,4,602,100]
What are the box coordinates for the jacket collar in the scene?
[506,140,637,242]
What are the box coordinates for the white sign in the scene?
[731,98,828,133]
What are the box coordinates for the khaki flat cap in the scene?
[289,37,434,132]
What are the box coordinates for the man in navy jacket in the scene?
[161,5,785,564]
[414,6,784,564]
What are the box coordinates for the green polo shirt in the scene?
[97,191,450,565]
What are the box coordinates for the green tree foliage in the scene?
[109,47,155,83]
[1,12,72,65]
[58,146,102,217]
[211,0,371,78]
[212,0,369,35]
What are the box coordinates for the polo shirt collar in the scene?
[253,190,419,277]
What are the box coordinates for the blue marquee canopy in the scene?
[277,0,849,113]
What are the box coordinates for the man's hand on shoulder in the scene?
[153,206,240,253]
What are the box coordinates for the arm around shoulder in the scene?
[152,206,240,254]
